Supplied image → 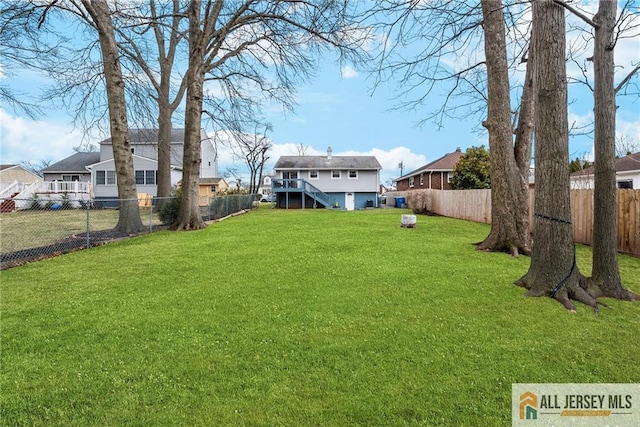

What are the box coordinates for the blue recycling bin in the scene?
[395,197,405,208]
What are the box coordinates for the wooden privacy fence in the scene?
[399,188,640,256]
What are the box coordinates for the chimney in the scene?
[327,146,333,160]
[455,147,461,153]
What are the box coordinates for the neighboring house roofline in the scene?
[85,153,181,170]
[0,164,43,180]
[570,151,640,177]
[396,148,464,182]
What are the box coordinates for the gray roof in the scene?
[42,152,101,173]
[99,128,190,145]
[274,156,382,170]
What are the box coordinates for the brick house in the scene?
[395,148,463,191]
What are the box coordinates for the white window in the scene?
[309,170,319,179]
[332,170,341,179]
[106,170,116,185]
[447,172,453,183]
[62,175,80,181]
[96,171,105,185]
[419,174,424,186]
[409,176,415,187]
[348,170,357,179]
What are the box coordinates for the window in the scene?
[348,170,357,179]
[419,174,424,186]
[62,175,80,181]
[409,176,415,187]
[135,170,157,185]
[106,170,116,185]
[309,170,319,179]
[618,180,633,189]
[145,170,156,185]
[135,170,145,185]
[447,172,453,183]
[96,170,116,185]
[332,170,341,179]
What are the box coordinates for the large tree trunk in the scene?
[587,1,638,301]
[83,0,144,234]
[476,0,531,257]
[173,0,206,231]
[515,0,592,312]
[155,96,173,211]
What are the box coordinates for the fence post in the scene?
[149,198,154,233]
[86,198,91,248]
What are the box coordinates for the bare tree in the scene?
[296,143,310,156]
[224,125,272,195]
[554,0,639,304]
[0,1,62,118]
[19,159,52,178]
[174,0,369,230]
[113,0,188,209]
[476,0,532,256]
[369,1,534,256]
[616,134,640,157]
[74,0,145,233]
[515,0,590,311]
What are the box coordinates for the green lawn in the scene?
[1,207,639,426]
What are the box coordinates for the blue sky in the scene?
[1,2,639,186]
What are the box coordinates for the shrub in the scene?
[158,197,180,225]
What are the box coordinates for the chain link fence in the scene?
[0,194,257,270]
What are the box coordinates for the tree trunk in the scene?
[155,96,173,212]
[587,1,638,301]
[83,0,144,234]
[514,51,535,186]
[476,0,531,257]
[173,0,206,231]
[515,0,592,312]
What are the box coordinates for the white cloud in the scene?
[0,109,83,164]
[341,65,359,79]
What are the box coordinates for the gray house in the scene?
[88,128,217,200]
[273,147,382,210]
[42,152,100,183]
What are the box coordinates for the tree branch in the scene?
[552,0,597,28]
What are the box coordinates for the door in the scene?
[345,192,355,211]
[282,171,298,188]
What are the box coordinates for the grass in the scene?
[1,207,639,426]
[0,208,161,253]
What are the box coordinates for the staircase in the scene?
[0,193,19,213]
[272,178,333,209]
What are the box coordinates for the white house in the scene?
[272,147,382,210]
[570,152,640,190]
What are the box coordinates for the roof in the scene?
[0,164,18,170]
[396,148,464,181]
[198,177,227,185]
[274,155,382,170]
[99,128,194,145]
[41,152,101,173]
[571,152,640,177]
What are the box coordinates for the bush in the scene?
[158,197,180,225]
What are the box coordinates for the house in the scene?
[258,174,275,196]
[87,128,217,200]
[197,177,230,206]
[0,164,42,185]
[570,152,640,190]
[0,165,44,211]
[395,148,463,191]
[272,147,382,210]
[42,152,100,183]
